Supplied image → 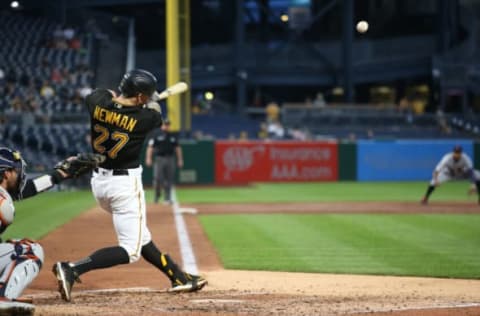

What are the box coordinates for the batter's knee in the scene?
[120,245,142,263]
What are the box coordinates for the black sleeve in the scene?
[149,110,163,128]
[85,89,113,113]
[18,174,56,200]
[19,179,40,200]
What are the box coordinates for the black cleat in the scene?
[52,262,81,302]
[168,273,207,293]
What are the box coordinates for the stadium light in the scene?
[10,1,19,9]
[280,14,289,23]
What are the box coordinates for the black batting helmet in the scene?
[118,69,157,98]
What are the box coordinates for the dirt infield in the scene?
[25,201,480,316]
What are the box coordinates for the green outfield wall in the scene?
[338,141,357,180]
[177,140,215,184]
[142,139,215,186]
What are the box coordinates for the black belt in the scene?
[157,154,173,157]
[94,168,129,176]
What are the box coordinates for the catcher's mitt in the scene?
[54,153,105,179]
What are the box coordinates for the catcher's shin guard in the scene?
[0,240,44,300]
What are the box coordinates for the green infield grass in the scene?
[4,190,95,240]
[172,181,476,204]
[199,213,480,279]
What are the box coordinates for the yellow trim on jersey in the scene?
[93,106,138,132]
[131,177,144,259]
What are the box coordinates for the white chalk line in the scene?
[171,187,199,275]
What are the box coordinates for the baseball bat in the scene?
[153,82,188,101]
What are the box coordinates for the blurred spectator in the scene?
[367,129,375,139]
[313,92,326,108]
[287,126,307,141]
[412,97,426,114]
[347,133,357,142]
[63,26,75,41]
[11,96,24,112]
[69,37,81,50]
[51,68,63,83]
[257,122,268,140]
[192,130,204,140]
[78,85,92,98]
[266,101,280,123]
[268,121,285,139]
[238,131,249,142]
[436,109,452,135]
[40,80,55,99]
[398,95,412,113]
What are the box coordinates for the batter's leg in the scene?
[53,246,129,302]
[141,241,207,292]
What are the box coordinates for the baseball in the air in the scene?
[356,20,369,33]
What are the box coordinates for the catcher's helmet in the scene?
[118,69,157,98]
[0,147,27,200]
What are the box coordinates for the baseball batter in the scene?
[0,147,99,313]
[421,145,480,204]
[52,69,207,302]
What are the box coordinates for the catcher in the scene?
[0,147,104,314]
[421,145,480,204]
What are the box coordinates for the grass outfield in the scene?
[199,213,480,279]
[174,181,477,204]
[176,181,479,279]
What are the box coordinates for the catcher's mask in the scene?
[0,147,27,200]
[118,69,157,99]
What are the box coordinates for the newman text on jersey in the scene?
[93,106,138,132]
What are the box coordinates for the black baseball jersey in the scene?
[85,89,163,169]
[148,128,179,156]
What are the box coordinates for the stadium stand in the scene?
[0,11,93,171]
[281,105,469,140]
